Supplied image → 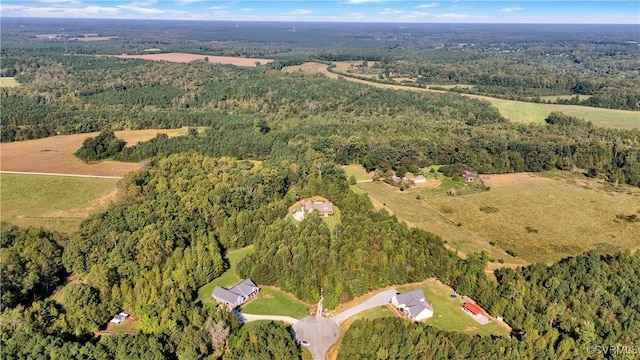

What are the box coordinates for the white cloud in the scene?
[438,12,468,19]
[344,0,397,4]
[208,5,227,10]
[282,9,312,16]
[176,0,205,5]
[37,0,80,4]
[501,6,523,13]
[416,2,438,9]
[130,0,157,6]
[240,8,254,12]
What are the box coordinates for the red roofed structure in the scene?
[463,302,482,316]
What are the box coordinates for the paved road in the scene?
[331,289,397,324]
[0,170,123,179]
[293,316,340,360]
[236,312,298,325]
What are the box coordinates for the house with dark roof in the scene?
[392,289,433,321]
[301,199,334,216]
[212,279,260,309]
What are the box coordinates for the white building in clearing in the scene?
[392,290,433,321]
[412,175,427,184]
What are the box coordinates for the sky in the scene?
[1,1,638,24]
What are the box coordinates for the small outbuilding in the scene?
[110,312,130,324]
[412,175,427,184]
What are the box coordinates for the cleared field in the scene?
[0,77,19,87]
[0,129,187,177]
[0,173,119,233]
[345,165,525,266]
[426,172,640,264]
[241,287,311,319]
[539,94,592,101]
[108,53,273,66]
[284,62,639,130]
[490,99,640,130]
[197,246,255,303]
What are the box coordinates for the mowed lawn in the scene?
[345,166,525,266]
[198,246,255,303]
[397,279,510,337]
[197,246,310,318]
[490,99,639,130]
[0,173,119,233]
[240,287,310,319]
[426,172,640,264]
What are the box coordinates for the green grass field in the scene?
[197,246,255,303]
[397,279,510,337]
[344,165,525,266]
[489,99,639,130]
[0,173,119,233]
[240,287,310,318]
[426,172,640,264]
[0,77,20,87]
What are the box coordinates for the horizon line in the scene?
[2,16,638,25]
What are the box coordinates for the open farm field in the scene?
[108,52,273,66]
[285,62,639,131]
[0,77,20,87]
[350,180,525,266]
[0,173,119,233]
[425,172,640,264]
[0,129,187,176]
[490,99,640,130]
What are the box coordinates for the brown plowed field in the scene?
[0,129,186,177]
[109,52,274,66]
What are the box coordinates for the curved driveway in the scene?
[331,289,397,324]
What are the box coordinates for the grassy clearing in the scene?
[344,165,524,266]
[344,164,370,183]
[0,173,119,233]
[0,77,19,87]
[397,279,510,337]
[240,287,310,318]
[197,246,254,303]
[489,99,639,130]
[539,94,592,101]
[426,172,640,264]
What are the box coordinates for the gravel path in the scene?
[331,289,397,324]
[236,312,298,325]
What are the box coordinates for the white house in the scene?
[392,289,433,321]
[413,175,427,184]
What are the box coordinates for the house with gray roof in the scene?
[392,289,433,321]
[212,279,260,309]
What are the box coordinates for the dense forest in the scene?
[1,51,638,185]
